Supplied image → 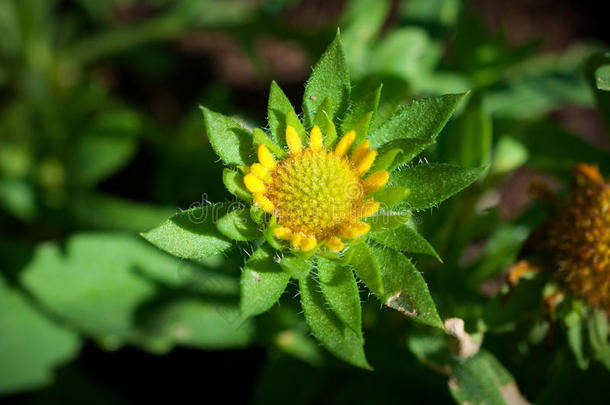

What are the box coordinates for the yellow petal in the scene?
[355,150,378,176]
[326,236,344,252]
[351,140,370,164]
[335,130,356,157]
[258,144,276,170]
[309,125,323,151]
[250,163,269,182]
[286,125,302,155]
[290,233,303,249]
[273,226,292,240]
[300,237,317,252]
[244,173,266,193]
[254,193,274,213]
[359,199,380,218]
[363,171,389,194]
[340,221,371,239]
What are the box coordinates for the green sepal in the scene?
[253,128,287,159]
[222,168,251,201]
[141,204,233,262]
[348,242,384,295]
[240,243,290,318]
[263,216,283,250]
[371,185,410,208]
[369,243,443,328]
[302,29,351,129]
[299,275,371,370]
[250,205,266,225]
[314,97,338,148]
[216,208,261,241]
[267,80,306,147]
[279,255,312,280]
[342,84,382,146]
[371,138,434,171]
[318,257,362,334]
[365,211,411,233]
[201,106,253,166]
[370,220,441,262]
[389,163,486,210]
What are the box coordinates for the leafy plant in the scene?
[143,31,484,368]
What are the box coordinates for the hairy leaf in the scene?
[349,243,383,295]
[318,257,362,333]
[201,106,253,166]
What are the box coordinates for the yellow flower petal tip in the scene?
[258,144,276,170]
[309,125,323,151]
[273,226,292,240]
[290,233,303,249]
[335,130,356,157]
[286,125,302,155]
[254,193,275,213]
[250,163,270,182]
[244,173,266,193]
[363,171,389,194]
[326,236,344,252]
[351,140,370,164]
[356,150,378,176]
[300,237,318,252]
[340,222,371,239]
[360,199,380,218]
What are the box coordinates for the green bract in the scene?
[143,31,484,368]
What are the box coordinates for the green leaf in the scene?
[0,277,81,395]
[565,307,589,369]
[302,31,351,129]
[69,110,140,186]
[216,208,260,241]
[389,164,485,210]
[223,168,252,201]
[370,139,433,171]
[596,64,610,91]
[369,244,442,328]
[267,80,306,147]
[142,204,233,262]
[583,52,610,133]
[240,244,290,318]
[349,243,383,295]
[313,97,338,148]
[279,255,312,280]
[369,93,467,154]
[317,257,362,333]
[253,128,287,159]
[299,276,370,369]
[201,106,253,166]
[365,211,411,233]
[341,84,382,145]
[370,185,411,208]
[449,350,520,405]
[370,220,441,261]
[447,96,492,168]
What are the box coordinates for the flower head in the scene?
[547,164,610,311]
[243,125,387,252]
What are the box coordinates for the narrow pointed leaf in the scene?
[349,243,383,295]
[216,208,260,241]
[142,204,233,262]
[318,257,362,333]
[370,220,441,261]
[389,164,485,210]
[369,243,442,328]
[268,81,306,147]
[253,128,287,159]
[279,255,313,280]
[341,84,382,144]
[303,31,350,128]
[371,138,434,171]
[371,185,410,208]
[201,106,253,166]
[369,93,467,148]
[299,276,370,369]
[365,211,411,233]
[240,244,290,318]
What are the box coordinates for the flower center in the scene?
[268,149,363,241]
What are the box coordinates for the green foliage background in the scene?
[1,0,609,403]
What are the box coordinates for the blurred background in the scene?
[1,0,609,403]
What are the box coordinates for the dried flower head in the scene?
[547,164,610,311]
